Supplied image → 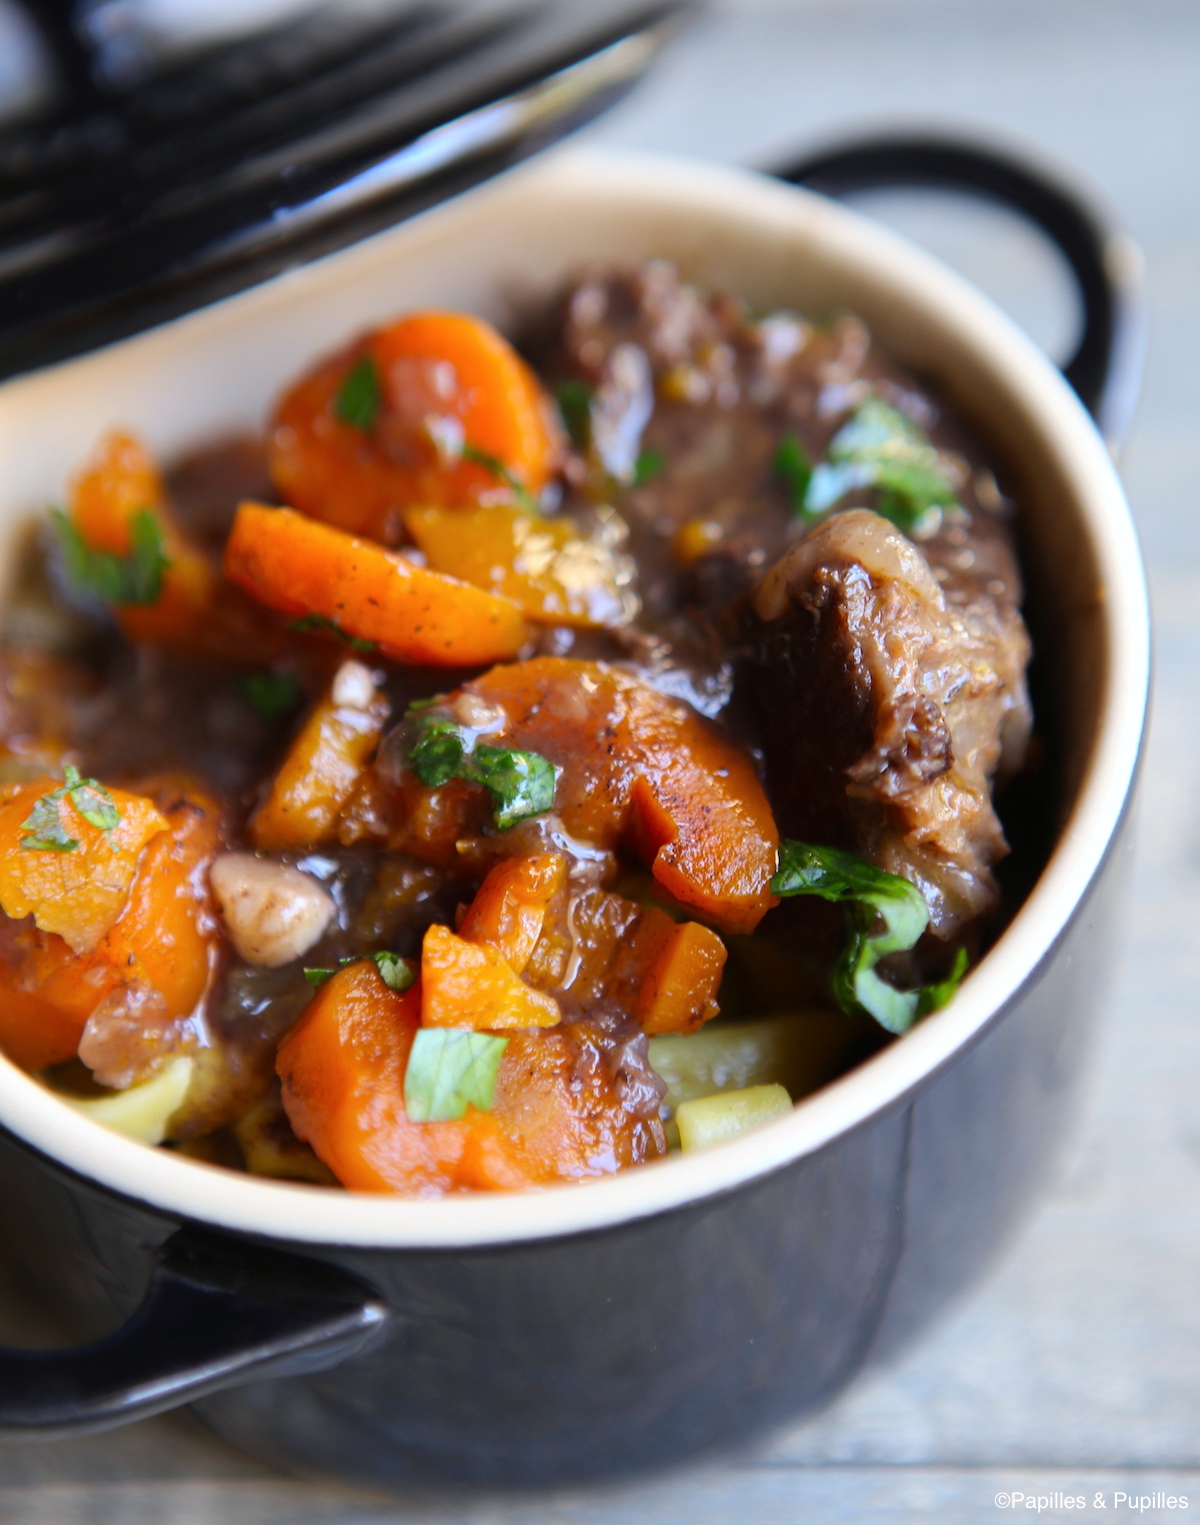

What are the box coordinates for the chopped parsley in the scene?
[770,840,966,1033]
[403,1028,509,1123]
[409,718,470,787]
[555,379,593,449]
[51,507,168,607]
[801,396,960,533]
[20,765,121,853]
[287,613,376,654]
[408,712,558,831]
[472,745,559,831]
[303,951,417,992]
[633,448,666,486]
[371,950,417,991]
[334,355,382,432]
[240,671,302,721]
[772,431,813,512]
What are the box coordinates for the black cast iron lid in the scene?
[0,0,691,379]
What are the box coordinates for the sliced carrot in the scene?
[340,768,489,868]
[68,431,283,662]
[277,960,663,1195]
[70,431,215,646]
[0,782,221,1071]
[250,663,389,851]
[270,311,561,541]
[224,503,531,667]
[0,777,168,954]
[420,923,561,1031]
[0,983,86,1074]
[626,912,727,1035]
[396,659,779,934]
[93,782,221,1024]
[403,504,635,629]
[276,962,444,1194]
[456,852,567,973]
[515,885,725,1034]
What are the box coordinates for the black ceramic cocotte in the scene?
[0,141,1148,1489]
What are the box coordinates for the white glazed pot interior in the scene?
[0,148,1149,1248]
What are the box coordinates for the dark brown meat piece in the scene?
[542,259,1025,644]
[544,261,1034,935]
[751,509,1032,936]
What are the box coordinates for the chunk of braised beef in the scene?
[749,509,1032,937]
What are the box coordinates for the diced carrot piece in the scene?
[340,769,489,868]
[71,432,216,646]
[277,961,663,1195]
[403,504,635,629]
[0,782,221,1072]
[68,432,283,662]
[276,961,449,1194]
[93,782,221,1024]
[250,663,389,851]
[224,503,531,667]
[397,659,779,934]
[270,312,561,541]
[420,923,560,1031]
[516,885,724,1033]
[456,852,567,973]
[0,778,168,954]
[0,983,86,1074]
[628,913,727,1035]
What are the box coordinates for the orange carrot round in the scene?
[396,660,780,934]
[0,776,169,955]
[223,502,531,667]
[277,960,664,1195]
[0,782,221,1072]
[68,431,284,663]
[270,311,561,542]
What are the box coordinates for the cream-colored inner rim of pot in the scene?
[0,151,1149,1248]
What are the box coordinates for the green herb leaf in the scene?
[460,443,539,513]
[409,719,471,788]
[371,950,416,992]
[801,397,959,532]
[771,840,964,1034]
[555,379,593,449]
[304,951,417,992]
[334,356,382,432]
[773,432,813,513]
[403,1028,510,1123]
[19,791,77,853]
[472,744,559,830]
[19,765,122,851]
[633,448,666,486]
[406,711,558,830]
[125,511,170,604]
[51,507,169,607]
[917,945,969,1017]
[287,613,376,654]
[240,670,302,721]
[63,765,120,831]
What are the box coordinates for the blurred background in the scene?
[0,1,1196,1520]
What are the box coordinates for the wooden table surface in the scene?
[1,1,1197,1520]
